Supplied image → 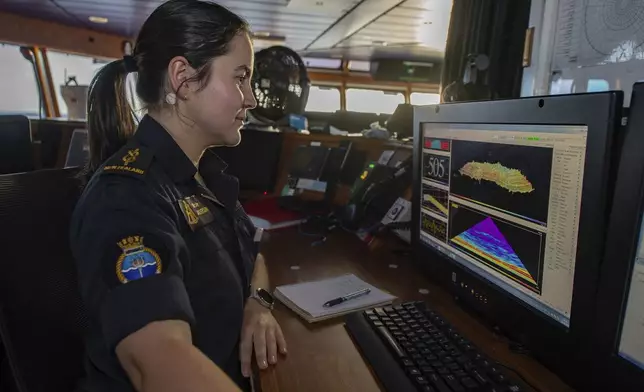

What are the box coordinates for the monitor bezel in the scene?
[593,83,644,390]
[411,92,623,390]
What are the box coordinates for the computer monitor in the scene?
[593,83,644,390]
[412,92,623,390]
[64,129,89,168]
[288,145,329,181]
[212,128,283,194]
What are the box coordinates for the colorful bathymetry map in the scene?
[451,217,538,286]
[459,161,534,194]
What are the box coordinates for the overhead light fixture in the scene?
[89,16,108,24]
[252,32,286,47]
[373,40,388,46]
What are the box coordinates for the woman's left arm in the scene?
[239,254,287,378]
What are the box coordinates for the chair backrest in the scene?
[0,115,34,175]
[0,168,88,392]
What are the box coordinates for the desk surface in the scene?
[258,229,574,392]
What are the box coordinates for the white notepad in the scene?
[274,274,396,323]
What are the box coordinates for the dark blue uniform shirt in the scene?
[70,115,258,391]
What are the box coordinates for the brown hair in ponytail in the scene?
[85,60,137,174]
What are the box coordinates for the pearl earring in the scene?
[165,92,177,105]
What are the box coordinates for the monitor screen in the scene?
[213,129,282,193]
[618,217,644,370]
[418,123,588,327]
[289,145,329,180]
[65,129,89,168]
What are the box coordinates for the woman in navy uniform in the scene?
[69,1,286,391]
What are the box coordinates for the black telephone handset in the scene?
[339,158,412,230]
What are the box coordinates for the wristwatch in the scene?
[251,287,275,310]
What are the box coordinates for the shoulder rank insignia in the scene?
[103,146,153,178]
[178,195,215,231]
[116,236,162,284]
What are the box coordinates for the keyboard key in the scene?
[471,369,489,385]
[427,374,452,392]
[372,321,383,327]
[454,370,468,378]
[402,359,414,367]
[430,361,443,368]
[374,308,387,317]
[364,310,375,316]
[412,354,423,361]
[437,367,450,375]
[506,383,522,392]
[456,355,469,364]
[421,366,435,375]
[375,326,406,358]
[443,356,454,363]
[460,376,479,390]
[443,374,465,392]
[417,359,429,367]
[394,305,405,311]
[447,363,461,371]
[407,367,421,376]
[421,386,436,392]
[384,306,395,313]
[415,375,428,385]
[368,315,379,321]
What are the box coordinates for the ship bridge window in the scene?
[0,43,41,117]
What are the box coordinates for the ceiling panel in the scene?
[0,0,77,28]
[337,0,452,53]
[0,0,452,60]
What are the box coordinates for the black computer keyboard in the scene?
[345,301,525,392]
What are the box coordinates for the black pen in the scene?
[323,288,371,307]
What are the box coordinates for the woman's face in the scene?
[184,32,257,147]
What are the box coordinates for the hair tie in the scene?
[123,55,138,73]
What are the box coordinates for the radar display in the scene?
[422,184,449,217]
[450,140,553,224]
[421,213,447,243]
[459,162,534,193]
[448,202,545,293]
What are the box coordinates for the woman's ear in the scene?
[167,56,194,98]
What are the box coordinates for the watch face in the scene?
[257,288,275,305]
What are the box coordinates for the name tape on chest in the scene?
[103,147,153,178]
[178,195,215,231]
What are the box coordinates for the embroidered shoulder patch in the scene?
[116,236,162,284]
[102,146,153,178]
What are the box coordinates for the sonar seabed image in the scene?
[451,217,537,286]
[459,161,534,194]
